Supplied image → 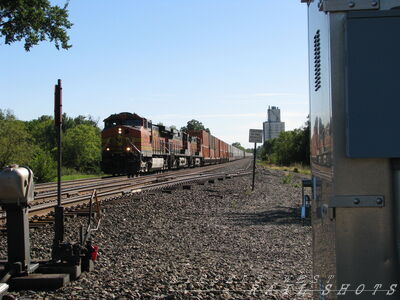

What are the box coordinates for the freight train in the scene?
[101,112,247,176]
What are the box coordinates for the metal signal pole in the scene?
[53,79,64,259]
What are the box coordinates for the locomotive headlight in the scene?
[118,128,122,134]
[106,147,110,151]
[126,147,131,151]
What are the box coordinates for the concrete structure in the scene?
[262,106,285,142]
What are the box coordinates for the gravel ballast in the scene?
[1,160,312,299]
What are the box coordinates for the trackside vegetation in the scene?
[0,109,101,183]
[258,117,310,168]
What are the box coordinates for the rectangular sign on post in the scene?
[249,129,263,143]
[249,129,263,191]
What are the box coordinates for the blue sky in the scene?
[0,0,308,148]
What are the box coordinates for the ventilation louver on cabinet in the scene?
[314,30,321,92]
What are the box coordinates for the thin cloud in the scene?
[223,92,304,99]
[153,113,266,119]
[154,111,307,120]
[253,93,299,97]
[150,94,176,98]
[282,111,308,117]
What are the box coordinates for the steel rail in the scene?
[34,159,249,198]
[34,158,248,193]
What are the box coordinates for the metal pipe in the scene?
[88,194,93,227]
[0,271,12,284]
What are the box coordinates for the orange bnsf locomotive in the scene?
[101,112,245,176]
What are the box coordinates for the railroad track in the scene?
[0,159,252,223]
[34,159,250,195]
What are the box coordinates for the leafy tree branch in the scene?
[0,0,72,51]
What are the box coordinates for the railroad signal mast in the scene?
[53,79,65,259]
[50,80,98,280]
[0,80,98,292]
[303,0,400,299]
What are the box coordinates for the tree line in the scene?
[0,109,101,183]
[259,118,310,166]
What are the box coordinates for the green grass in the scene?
[281,173,293,184]
[50,174,102,182]
[257,160,311,175]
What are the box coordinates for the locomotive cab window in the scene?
[104,121,117,128]
[124,119,142,127]
[104,119,142,128]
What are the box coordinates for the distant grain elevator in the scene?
[263,106,285,142]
